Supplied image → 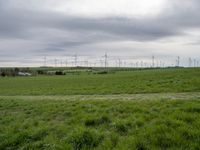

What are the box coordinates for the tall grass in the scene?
[1,97,200,149]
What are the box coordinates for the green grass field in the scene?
[0,68,200,149]
[0,68,200,95]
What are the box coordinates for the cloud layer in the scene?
[0,0,200,66]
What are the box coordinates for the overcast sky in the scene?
[0,0,200,67]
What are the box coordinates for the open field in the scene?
[0,68,200,95]
[1,94,200,149]
[1,68,200,150]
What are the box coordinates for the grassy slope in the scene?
[1,68,200,149]
[1,97,200,149]
[0,68,200,95]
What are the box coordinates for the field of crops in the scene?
[1,68,200,150]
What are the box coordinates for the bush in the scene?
[92,70,109,74]
[1,72,6,77]
[55,71,65,75]
[97,70,108,74]
[37,70,45,75]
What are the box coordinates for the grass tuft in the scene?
[85,115,110,127]
[68,129,103,150]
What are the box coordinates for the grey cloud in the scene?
[0,0,200,66]
[1,0,200,44]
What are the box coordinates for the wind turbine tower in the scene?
[103,53,108,68]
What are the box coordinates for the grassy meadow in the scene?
[0,68,200,149]
[0,68,200,95]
